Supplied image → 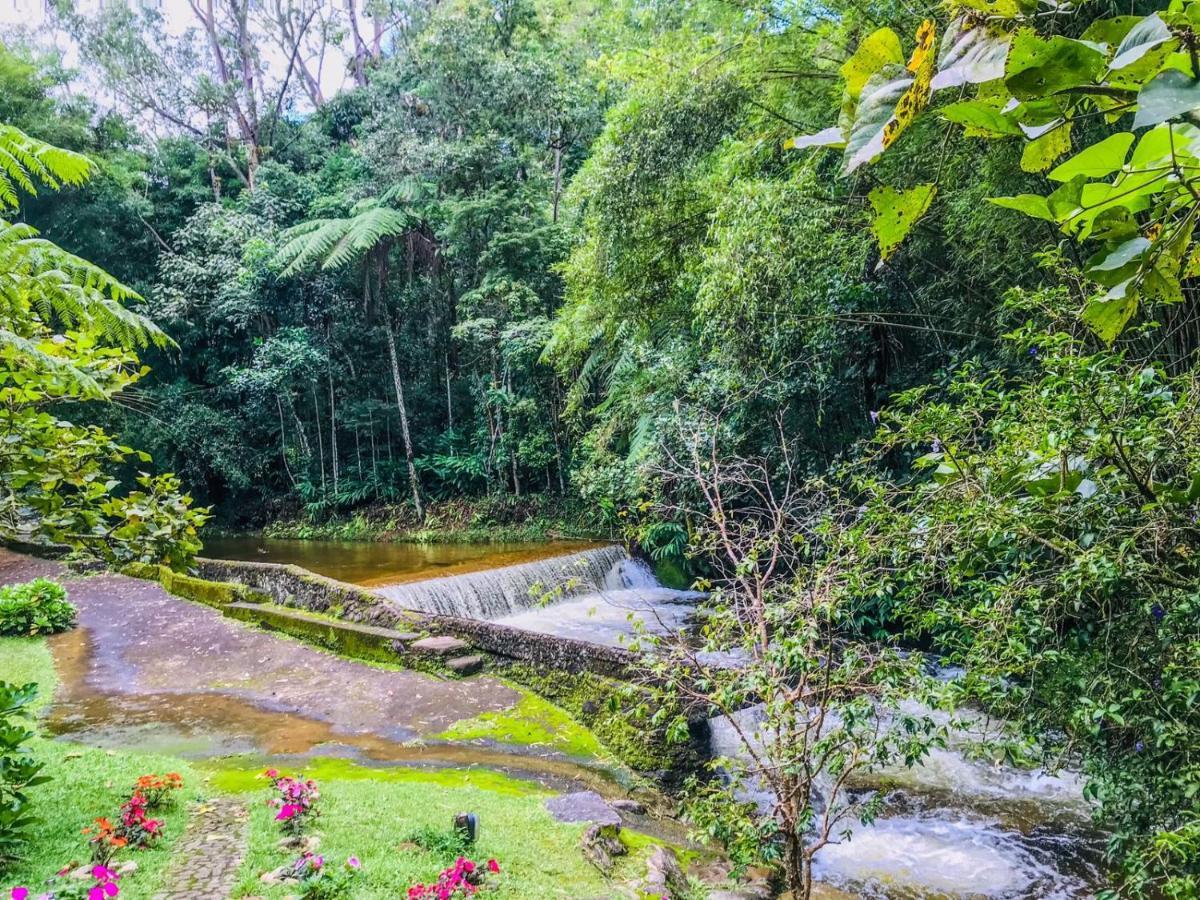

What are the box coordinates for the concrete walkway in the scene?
[0,550,524,751]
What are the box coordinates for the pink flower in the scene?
[11,889,29,900]
[487,859,500,874]
[347,856,361,869]
[275,803,300,821]
[88,889,103,900]
[103,885,119,898]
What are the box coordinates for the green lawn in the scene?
[0,637,202,900]
[220,758,637,898]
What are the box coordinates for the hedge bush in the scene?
[0,579,76,636]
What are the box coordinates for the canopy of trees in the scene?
[8,0,1200,892]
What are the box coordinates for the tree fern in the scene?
[0,125,92,212]
[0,121,170,394]
[274,200,412,276]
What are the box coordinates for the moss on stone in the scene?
[206,756,545,797]
[433,689,605,759]
[501,664,695,775]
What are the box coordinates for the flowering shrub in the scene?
[9,863,122,899]
[83,773,176,863]
[130,773,182,810]
[261,769,319,835]
[115,793,162,850]
[289,852,361,899]
[83,818,127,866]
[407,857,500,899]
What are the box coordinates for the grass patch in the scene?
[206,757,545,798]
[0,637,204,900]
[434,688,605,759]
[224,758,646,899]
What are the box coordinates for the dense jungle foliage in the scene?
[5,0,1200,892]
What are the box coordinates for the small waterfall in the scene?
[374,544,630,619]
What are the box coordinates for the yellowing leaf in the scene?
[1021,123,1073,173]
[883,21,937,152]
[841,28,905,102]
[869,183,937,260]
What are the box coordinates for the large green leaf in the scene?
[843,65,913,172]
[1109,13,1173,70]
[1005,30,1107,100]
[988,194,1055,221]
[1133,70,1200,129]
[1087,236,1151,273]
[869,183,937,260]
[931,18,1011,91]
[939,99,1023,137]
[1048,132,1135,181]
[1082,279,1138,343]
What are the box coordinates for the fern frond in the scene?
[0,125,92,211]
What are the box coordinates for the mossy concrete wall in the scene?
[194,556,639,678]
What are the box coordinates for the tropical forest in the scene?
[1,0,1199,897]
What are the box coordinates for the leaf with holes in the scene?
[1021,125,1073,173]
[869,183,937,260]
[1005,30,1107,100]
[1109,13,1173,70]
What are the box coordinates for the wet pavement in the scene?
[0,550,624,794]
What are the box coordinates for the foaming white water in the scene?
[373,545,628,618]
[812,815,1093,898]
[374,546,702,643]
[494,557,702,646]
[706,704,1101,897]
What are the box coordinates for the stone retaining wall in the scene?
[194,557,639,678]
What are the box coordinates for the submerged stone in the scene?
[544,791,621,827]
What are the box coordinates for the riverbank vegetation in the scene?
[2,0,1200,894]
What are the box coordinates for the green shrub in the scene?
[0,579,76,636]
[0,681,48,866]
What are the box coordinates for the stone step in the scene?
[410,635,471,656]
[224,602,420,663]
[446,654,484,675]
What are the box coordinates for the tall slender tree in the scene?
[274,197,428,521]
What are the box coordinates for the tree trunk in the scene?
[312,384,326,494]
[384,316,425,522]
[445,351,454,431]
[276,396,296,487]
[328,369,339,494]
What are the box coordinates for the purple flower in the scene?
[347,857,361,869]
[1029,346,1039,357]
[1135,741,1145,753]
[1152,604,1165,622]
[931,438,942,453]
[869,410,880,425]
